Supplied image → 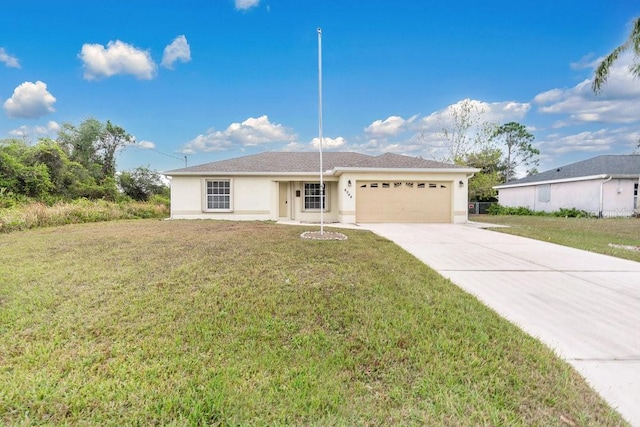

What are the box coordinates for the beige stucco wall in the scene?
[170,175,341,222]
[170,176,273,220]
[286,180,339,223]
[498,178,638,217]
[169,171,473,223]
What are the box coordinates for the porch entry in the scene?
[278,182,290,218]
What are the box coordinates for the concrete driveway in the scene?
[362,223,640,426]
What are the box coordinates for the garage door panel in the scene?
[356,181,451,223]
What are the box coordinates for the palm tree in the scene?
[592,16,640,93]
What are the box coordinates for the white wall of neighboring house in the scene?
[496,185,536,210]
[498,178,638,217]
[603,179,637,217]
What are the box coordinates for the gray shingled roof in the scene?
[497,154,640,187]
[164,152,465,175]
[345,152,459,169]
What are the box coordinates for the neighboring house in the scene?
[164,152,479,224]
[494,154,640,217]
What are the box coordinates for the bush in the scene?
[0,188,30,209]
[552,208,594,218]
[488,204,593,218]
[148,193,170,208]
[487,204,538,216]
[118,167,169,201]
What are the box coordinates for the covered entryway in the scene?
[278,182,290,219]
[356,181,452,223]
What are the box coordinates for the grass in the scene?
[474,215,640,263]
[0,198,169,233]
[0,220,627,426]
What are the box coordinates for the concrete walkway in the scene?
[362,223,640,426]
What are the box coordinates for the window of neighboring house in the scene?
[204,179,232,211]
[634,182,638,209]
[537,184,551,203]
[304,182,329,211]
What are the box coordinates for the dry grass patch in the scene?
[0,220,627,425]
[0,199,169,233]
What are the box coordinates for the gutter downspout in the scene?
[599,176,612,218]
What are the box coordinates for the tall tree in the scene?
[463,148,503,201]
[57,118,103,175]
[433,99,496,164]
[592,16,640,93]
[97,121,134,179]
[491,122,539,182]
[56,118,133,182]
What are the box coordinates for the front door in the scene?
[279,182,289,218]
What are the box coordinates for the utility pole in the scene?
[317,27,324,235]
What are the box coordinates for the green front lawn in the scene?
[0,220,626,425]
[474,215,640,263]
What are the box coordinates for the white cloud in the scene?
[161,35,191,69]
[180,115,296,153]
[79,40,157,80]
[364,115,418,138]
[235,0,260,10]
[533,88,564,104]
[36,120,60,135]
[0,47,20,68]
[8,126,28,138]
[310,136,347,149]
[138,140,156,149]
[347,99,533,161]
[419,99,530,131]
[4,81,56,119]
[534,52,640,126]
[539,127,639,156]
[570,53,598,70]
[8,121,60,140]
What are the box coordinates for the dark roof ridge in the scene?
[164,150,470,174]
[498,154,640,187]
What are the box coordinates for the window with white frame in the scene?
[304,182,328,211]
[205,179,231,211]
[635,182,638,209]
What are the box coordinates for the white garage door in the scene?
[356,181,452,223]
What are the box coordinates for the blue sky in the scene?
[1,0,639,175]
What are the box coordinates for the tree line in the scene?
[430,100,539,202]
[0,118,169,205]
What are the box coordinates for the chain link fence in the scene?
[468,202,496,215]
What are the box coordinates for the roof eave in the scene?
[163,171,336,177]
[494,174,610,189]
[164,167,479,177]
[332,167,479,175]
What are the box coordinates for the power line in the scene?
[130,144,187,168]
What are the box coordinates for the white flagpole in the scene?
[317,27,324,235]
